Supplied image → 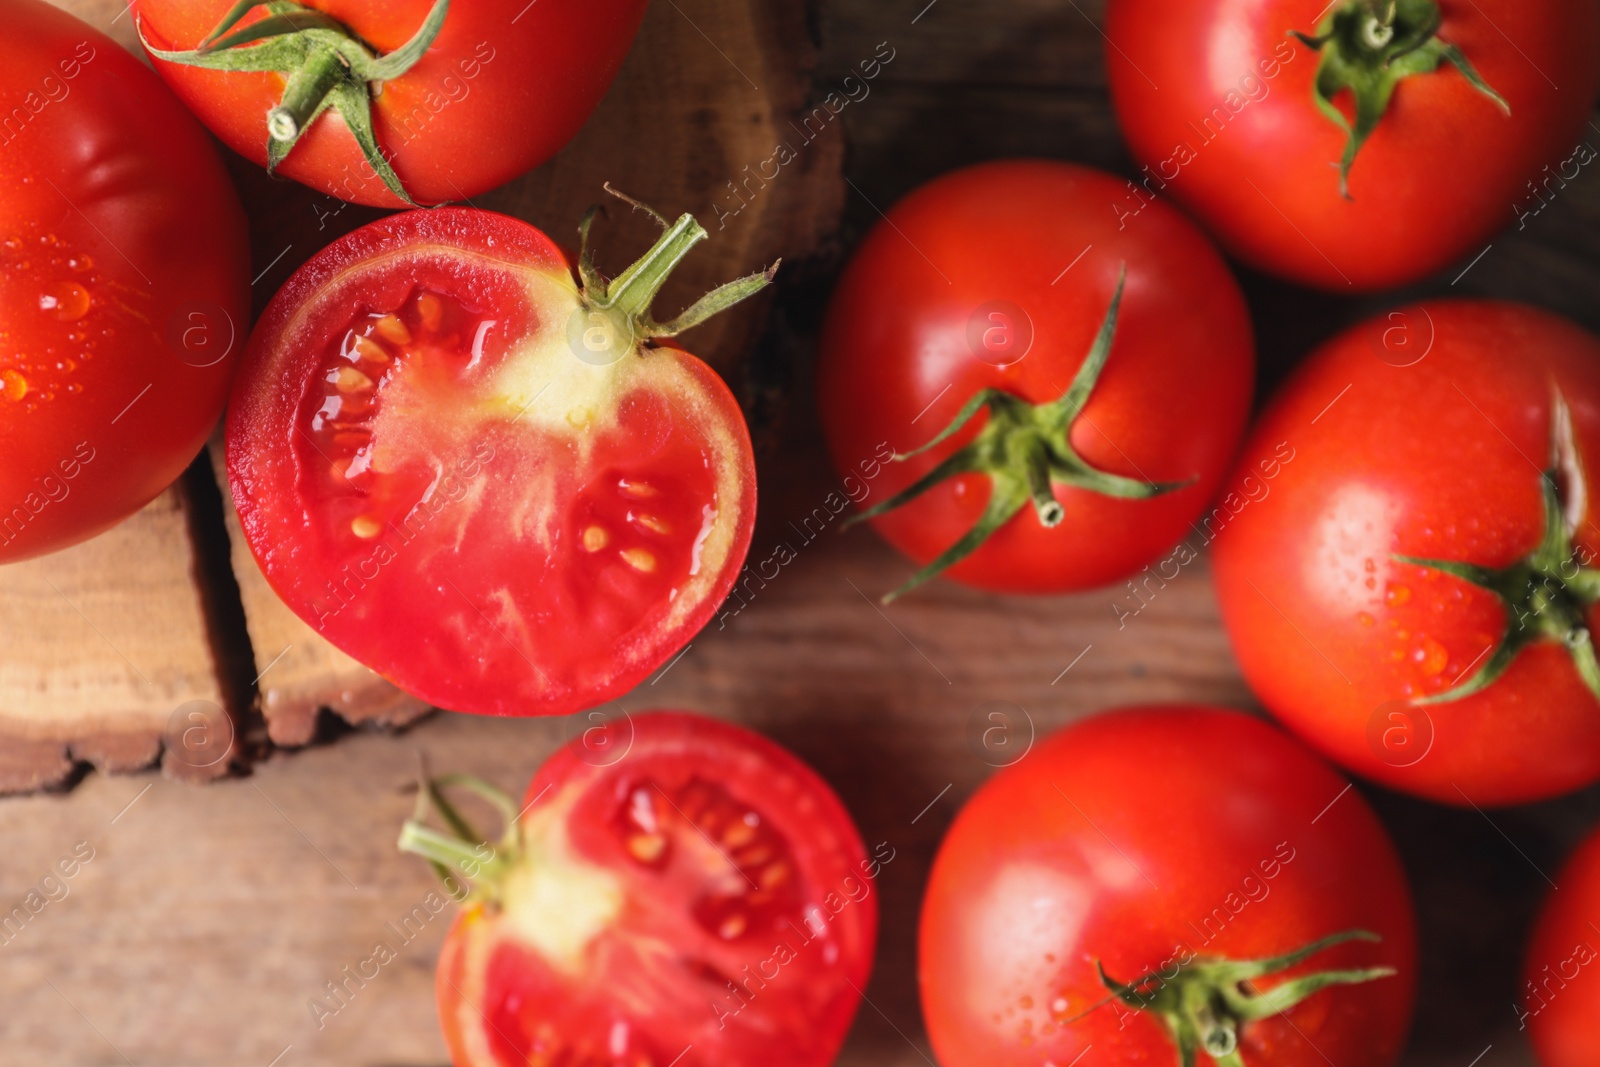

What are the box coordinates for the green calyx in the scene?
[571,185,779,362]
[1096,930,1396,1067]
[138,0,451,205]
[849,266,1189,603]
[1396,393,1600,705]
[1292,0,1509,198]
[397,767,522,907]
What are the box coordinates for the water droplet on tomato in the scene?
[1386,584,1411,607]
[39,281,90,321]
[1,370,27,401]
[1415,635,1448,676]
[1357,611,1375,627]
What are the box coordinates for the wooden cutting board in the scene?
[0,0,845,793]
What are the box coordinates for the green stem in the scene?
[1022,436,1065,527]
[397,821,489,874]
[598,214,707,323]
[574,187,778,343]
[268,47,346,142]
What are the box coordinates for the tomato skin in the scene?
[133,0,649,208]
[1212,302,1600,807]
[919,705,1416,1067]
[433,711,877,1067]
[817,161,1254,595]
[1524,825,1600,1066]
[1104,0,1600,291]
[0,0,249,563]
[227,207,756,718]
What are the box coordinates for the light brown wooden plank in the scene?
[0,485,234,792]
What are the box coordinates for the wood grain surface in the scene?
[0,482,233,793]
[5,0,1600,1065]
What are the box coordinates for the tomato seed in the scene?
[417,291,444,333]
[621,548,657,573]
[373,314,411,345]
[718,912,748,940]
[625,832,667,864]
[351,516,382,539]
[335,366,375,393]
[634,513,671,535]
[619,478,659,499]
[582,526,610,551]
[351,334,389,363]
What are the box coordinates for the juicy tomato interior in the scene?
[438,714,877,1067]
[295,283,720,661]
[230,209,755,717]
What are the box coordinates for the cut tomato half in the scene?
[228,206,762,716]
[400,711,880,1067]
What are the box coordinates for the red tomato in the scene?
[0,0,249,563]
[816,161,1254,599]
[398,710,880,1067]
[1105,0,1600,291]
[920,705,1416,1067]
[1523,824,1600,1066]
[134,0,648,207]
[1212,302,1600,807]
[227,205,760,717]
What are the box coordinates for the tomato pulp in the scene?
[400,711,880,1067]
[0,0,249,562]
[817,161,1254,599]
[1105,0,1600,291]
[920,705,1416,1067]
[228,206,760,716]
[1213,301,1600,806]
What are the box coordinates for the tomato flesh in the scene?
[435,713,878,1067]
[229,209,756,717]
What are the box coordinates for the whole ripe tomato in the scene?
[133,0,649,207]
[1212,302,1600,807]
[398,710,880,1067]
[1522,824,1600,1066]
[0,0,249,564]
[227,202,763,717]
[1104,0,1600,291]
[920,705,1416,1067]
[816,161,1254,599]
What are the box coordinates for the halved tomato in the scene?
[227,204,762,716]
[399,710,881,1067]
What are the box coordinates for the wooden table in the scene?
[6,1,1600,1064]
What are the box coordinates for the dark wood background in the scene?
[5,1,1600,1064]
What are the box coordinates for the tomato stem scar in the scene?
[845,265,1192,603]
[1290,0,1509,198]
[1094,928,1396,1067]
[1395,390,1600,705]
[138,0,451,205]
